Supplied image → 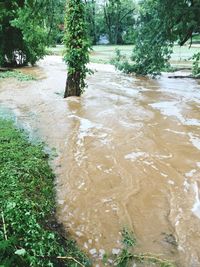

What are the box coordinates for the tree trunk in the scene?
[92,1,97,45]
[168,75,200,79]
[64,72,81,98]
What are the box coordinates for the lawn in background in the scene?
[48,44,200,68]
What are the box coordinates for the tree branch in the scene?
[1,211,8,240]
[119,8,135,23]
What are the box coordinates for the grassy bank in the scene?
[0,119,90,267]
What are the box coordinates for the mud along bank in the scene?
[0,55,200,266]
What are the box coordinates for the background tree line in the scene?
[0,0,137,68]
[85,0,136,45]
[0,0,199,79]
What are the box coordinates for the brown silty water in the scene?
[0,56,200,266]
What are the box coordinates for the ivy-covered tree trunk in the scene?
[64,72,81,97]
[64,0,91,98]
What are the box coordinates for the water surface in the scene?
[0,56,200,266]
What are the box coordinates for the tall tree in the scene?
[85,0,98,44]
[45,0,66,45]
[64,0,91,97]
[0,0,59,67]
[103,0,135,44]
[131,0,200,75]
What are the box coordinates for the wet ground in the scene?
[0,56,200,266]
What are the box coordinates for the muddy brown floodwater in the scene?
[0,56,200,266]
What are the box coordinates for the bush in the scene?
[0,1,49,67]
[111,49,136,74]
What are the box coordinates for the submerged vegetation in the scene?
[0,70,36,81]
[114,228,176,267]
[0,119,90,267]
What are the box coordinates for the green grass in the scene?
[46,45,65,56]
[0,70,36,81]
[90,45,133,64]
[47,44,200,68]
[90,45,200,67]
[0,119,91,267]
[192,34,200,43]
[170,45,200,65]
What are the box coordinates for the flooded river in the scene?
[0,56,200,266]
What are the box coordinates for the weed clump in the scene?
[114,228,176,267]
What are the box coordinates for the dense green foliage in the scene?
[192,52,200,77]
[136,0,200,75]
[85,0,136,45]
[0,119,90,267]
[112,0,200,76]
[0,0,62,67]
[45,0,66,45]
[103,0,136,45]
[85,0,98,45]
[132,0,200,75]
[64,0,91,96]
[111,48,135,73]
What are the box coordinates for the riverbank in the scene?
[0,119,90,267]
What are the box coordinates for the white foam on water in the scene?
[151,165,159,171]
[89,248,97,256]
[76,231,83,237]
[112,248,120,255]
[197,162,200,168]
[150,101,200,127]
[124,151,147,161]
[185,118,200,127]
[78,181,85,189]
[69,115,107,165]
[104,168,113,174]
[192,182,200,219]
[156,154,173,159]
[99,249,105,259]
[101,198,113,203]
[188,133,200,151]
[183,179,190,192]
[161,172,168,178]
[165,128,187,135]
[185,169,197,178]
[149,101,184,123]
